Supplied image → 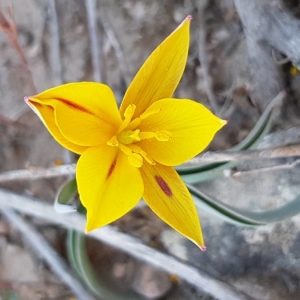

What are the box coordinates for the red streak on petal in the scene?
[56,98,95,115]
[107,158,117,178]
[155,176,173,197]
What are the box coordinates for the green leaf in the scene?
[188,184,300,226]
[67,230,144,300]
[177,91,285,183]
[54,179,78,214]
[1,289,19,300]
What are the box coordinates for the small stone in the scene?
[132,264,172,299]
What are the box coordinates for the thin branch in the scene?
[231,159,300,177]
[0,189,253,300]
[85,0,101,82]
[99,10,131,87]
[48,0,63,86]
[1,144,300,183]
[197,0,219,114]
[0,164,76,183]
[0,207,96,300]
[186,144,300,165]
[0,5,36,95]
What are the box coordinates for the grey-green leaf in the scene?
[54,179,78,214]
[177,90,286,183]
[67,230,144,300]
[188,184,300,226]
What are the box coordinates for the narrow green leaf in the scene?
[1,290,19,300]
[54,179,77,214]
[177,91,286,183]
[67,230,144,300]
[188,184,300,226]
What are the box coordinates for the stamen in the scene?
[119,144,143,168]
[107,136,119,147]
[129,129,141,141]
[128,153,143,168]
[129,144,156,165]
[118,129,140,144]
[126,107,161,131]
[155,130,172,141]
[126,117,141,130]
[139,130,172,141]
[140,108,161,119]
[124,104,136,119]
[117,104,136,134]
[119,144,132,156]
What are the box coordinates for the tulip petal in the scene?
[25,99,87,154]
[77,145,144,232]
[141,162,205,249]
[31,82,121,125]
[27,82,122,147]
[138,98,226,166]
[120,16,191,119]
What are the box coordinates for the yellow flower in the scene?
[25,16,225,250]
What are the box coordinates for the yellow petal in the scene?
[76,145,144,232]
[25,99,87,154]
[31,82,121,125]
[53,100,116,146]
[27,82,122,147]
[141,162,205,249]
[120,16,191,119]
[138,98,226,166]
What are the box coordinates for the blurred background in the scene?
[1,0,300,299]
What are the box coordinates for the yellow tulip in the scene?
[25,16,226,250]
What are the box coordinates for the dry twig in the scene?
[1,144,300,183]
[188,144,300,164]
[231,159,300,177]
[1,207,96,300]
[99,10,131,87]
[48,0,63,86]
[85,0,102,82]
[197,0,219,114]
[0,189,253,300]
[0,5,36,95]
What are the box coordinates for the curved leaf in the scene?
[67,230,144,300]
[54,179,77,213]
[177,91,286,183]
[188,184,300,226]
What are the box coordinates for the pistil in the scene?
[107,104,172,168]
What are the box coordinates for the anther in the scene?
[107,136,119,147]
[128,153,143,168]
[155,130,172,141]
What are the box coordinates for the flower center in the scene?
[107,104,172,168]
